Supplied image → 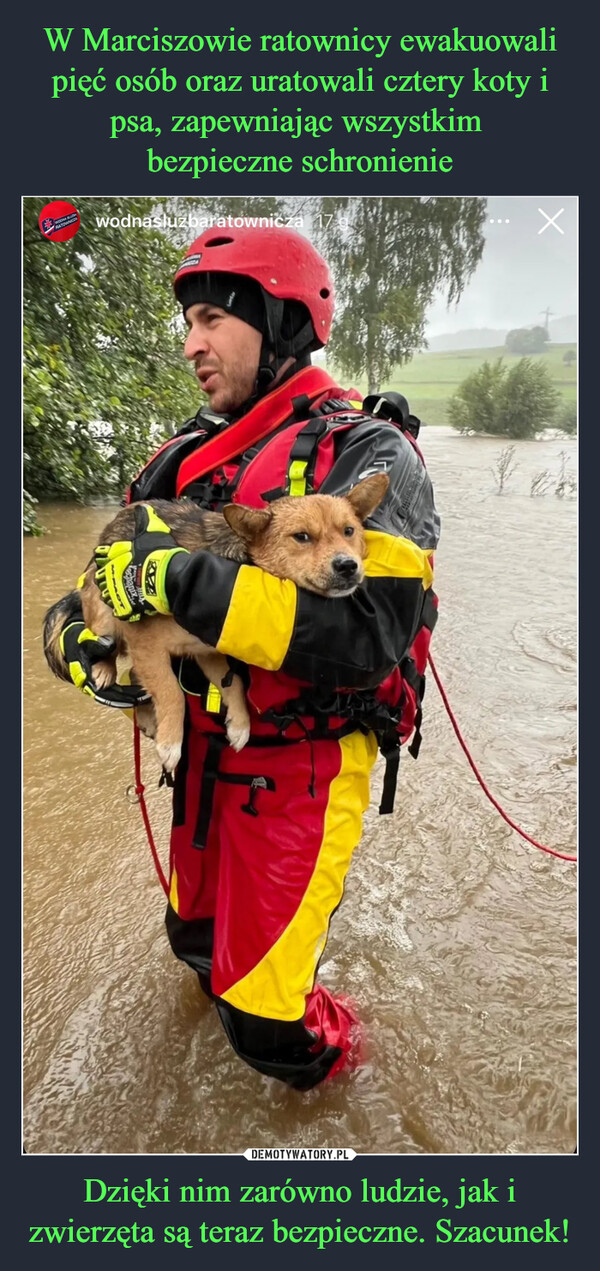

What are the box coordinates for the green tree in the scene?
[313,196,487,393]
[556,400,577,434]
[496,359,559,437]
[562,348,576,367]
[448,358,559,438]
[447,360,507,435]
[505,325,548,355]
[23,197,200,529]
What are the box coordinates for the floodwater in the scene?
[23,428,577,1155]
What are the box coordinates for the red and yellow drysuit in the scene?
[124,364,439,1089]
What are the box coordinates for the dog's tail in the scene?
[42,589,84,682]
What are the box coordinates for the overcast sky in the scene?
[424,195,577,336]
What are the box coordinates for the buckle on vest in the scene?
[205,683,223,713]
[291,394,314,421]
[288,458,308,496]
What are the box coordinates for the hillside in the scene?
[336,344,577,426]
[426,316,577,352]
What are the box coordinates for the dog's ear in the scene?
[223,503,273,541]
[344,473,390,522]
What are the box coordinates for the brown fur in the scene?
[69,475,388,772]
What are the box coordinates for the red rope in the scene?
[427,654,577,863]
[132,721,170,896]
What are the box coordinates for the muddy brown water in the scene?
[23,428,577,1155]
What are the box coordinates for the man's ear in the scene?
[344,473,390,522]
[223,503,273,541]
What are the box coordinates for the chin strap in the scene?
[245,350,307,413]
[249,292,316,406]
[251,296,285,401]
[255,358,277,397]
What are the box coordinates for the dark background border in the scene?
[12,1,591,1261]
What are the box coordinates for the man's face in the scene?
[183,302,262,413]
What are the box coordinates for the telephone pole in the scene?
[540,307,554,335]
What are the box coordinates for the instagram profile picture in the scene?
[39,200,80,243]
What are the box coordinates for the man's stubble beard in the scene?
[207,358,259,415]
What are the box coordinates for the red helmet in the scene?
[173,224,334,347]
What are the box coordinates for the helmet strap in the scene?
[260,292,316,364]
[235,290,317,409]
[255,351,277,394]
[250,293,294,401]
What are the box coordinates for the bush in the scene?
[555,400,577,435]
[554,451,577,498]
[495,359,559,439]
[447,359,506,435]
[530,470,553,497]
[490,445,518,494]
[448,357,559,439]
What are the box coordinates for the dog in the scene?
[45,473,389,773]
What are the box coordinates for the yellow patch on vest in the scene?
[363,529,434,588]
[216,566,297,670]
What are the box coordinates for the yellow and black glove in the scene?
[94,505,188,622]
[59,620,152,708]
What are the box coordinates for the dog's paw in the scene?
[135,703,157,740]
[226,718,250,752]
[92,660,117,689]
[156,741,182,773]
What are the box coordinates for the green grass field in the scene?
[330,344,577,426]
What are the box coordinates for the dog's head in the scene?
[223,473,389,597]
